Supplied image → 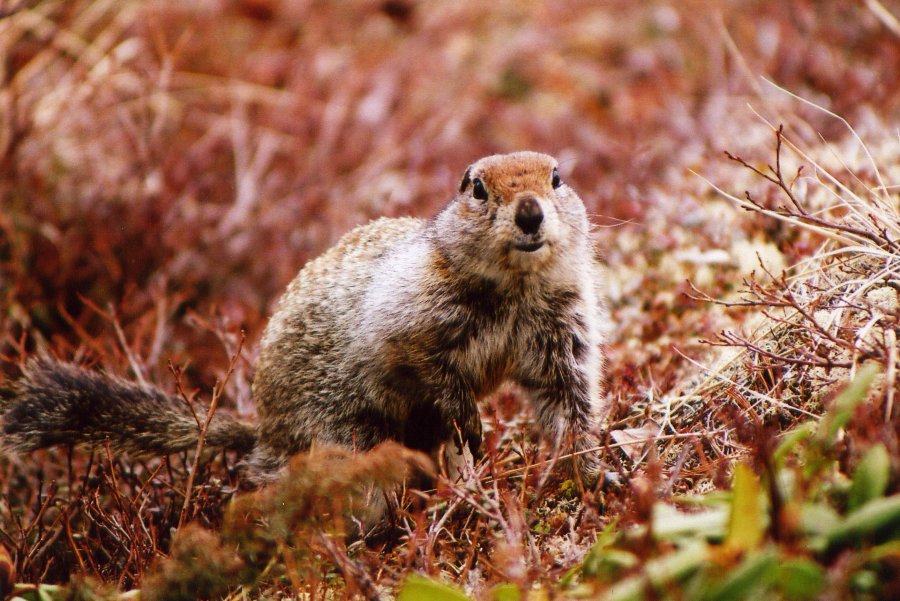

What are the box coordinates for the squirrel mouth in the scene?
[514,241,545,252]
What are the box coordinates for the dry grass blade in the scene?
[178,331,245,530]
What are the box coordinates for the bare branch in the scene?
[178,331,246,530]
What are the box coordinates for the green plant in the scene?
[566,365,899,600]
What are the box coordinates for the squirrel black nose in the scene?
[515,197,543,235]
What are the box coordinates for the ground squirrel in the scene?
[2,151,607,485]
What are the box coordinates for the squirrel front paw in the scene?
[572,433,605,488]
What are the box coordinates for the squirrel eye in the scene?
[551,168,561,189]
[472,178,488,200]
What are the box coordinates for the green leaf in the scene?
[816,364,880,445]
[37,585,61,601]
[653,503,728,541]
[398,574,473,601]
[800,502,842,536]
[725,463,764,552]
[773,421,815,466]
[490,583,521,601]
[559,565,580,589]
[773,558,826,601]
[672,491,732,508]
[849,570,879,594]
[582,548,638,580]
[580,521,635,581]
[701,550,778,601]
[848,444,890,511]
[826,494,900,551]
[800,502,842,553]
[865,539,900,561]
[10,584,67,601]
[598,541,708,601]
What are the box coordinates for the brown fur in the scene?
[2,152,608,485]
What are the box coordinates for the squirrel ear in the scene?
[458,167,472,193]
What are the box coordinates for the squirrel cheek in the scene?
[537,204,563,242]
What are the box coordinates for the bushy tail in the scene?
[1,357,257,456]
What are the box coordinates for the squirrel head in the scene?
[444,151,590,280]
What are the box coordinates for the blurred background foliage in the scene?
[1,0,899,598]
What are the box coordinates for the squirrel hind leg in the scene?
[241,444,290,485]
